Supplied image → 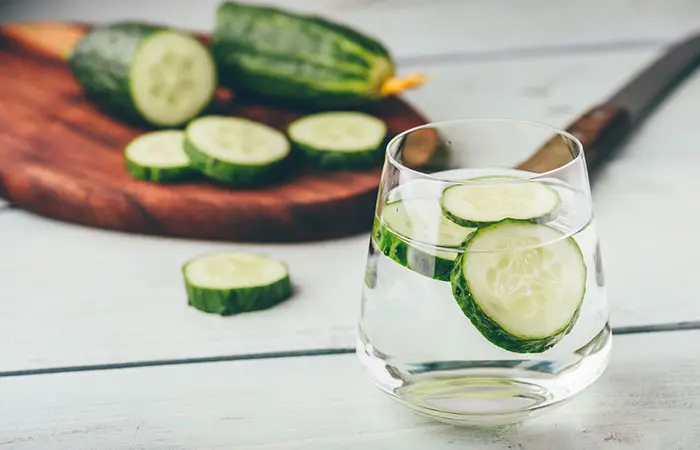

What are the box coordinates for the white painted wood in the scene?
[0,210,368,371]
[3,0,698,60]
[0,331,697,449]
[592,67,700,328]
[0,50,684,371]
[402,48,661,125]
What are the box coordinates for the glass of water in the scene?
[357,119,610,426]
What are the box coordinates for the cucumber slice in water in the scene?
[441,180,560,227]
[375,198,475,281]
[124,130,196,183]
[183,252,292,316]
[451,220,586,354]
[184,116,290,186]
[69,23,217,127]
[287,111,387,169]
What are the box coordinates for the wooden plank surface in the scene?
[3,48,700,372]
[1,330,698,449]
[2,0,698,60]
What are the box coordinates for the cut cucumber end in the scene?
[183,252,292,316]
[288,111,387,169]
[131,30,217,127]
[441,180,561,227]
[184,116,291,186]
[451,220,586,353]
[124,130,196,183]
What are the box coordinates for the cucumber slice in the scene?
[124,130,196,183]
[441,180,560,227]
[183,252,292,316]
[375,198,475,281]
[69,22,216,127]
[184,116,291,186]
[451,220,586,353]
[287,112,387,169]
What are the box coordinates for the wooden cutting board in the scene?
[0,23,433,242]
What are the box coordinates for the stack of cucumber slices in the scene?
[375,177,587,354]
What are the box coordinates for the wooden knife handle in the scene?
[518,104,631,174]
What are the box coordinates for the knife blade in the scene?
[518,31,700,176]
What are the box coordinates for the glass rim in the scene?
[386,117,585,183]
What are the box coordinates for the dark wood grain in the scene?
[0,23,432,242]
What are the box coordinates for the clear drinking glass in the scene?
[357,119,610,426]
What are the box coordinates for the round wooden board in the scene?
[0,23,432,242]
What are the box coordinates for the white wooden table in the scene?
[2,0,700,447]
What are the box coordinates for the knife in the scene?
[518,31,700,176]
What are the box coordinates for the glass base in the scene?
[357,324,612,427]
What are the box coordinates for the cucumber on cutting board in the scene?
[183,252,292,316]
[124,130,196,183]
[211,2,426,107]
[184,116,290,186]
[451,220,586,354]
[287,111,387,169]
[375,198,475,281]
[441,179,560,227]
[69,22,216,127]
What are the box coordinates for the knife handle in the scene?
[517,105,630,174]
[568,104,631,171]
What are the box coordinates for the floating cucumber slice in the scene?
[184,116,290,186]
[441,179,560,227]
[183,252,292,316]
[374,198,475,281]
[451,220,586,353]
[124,130,196,183]
[287,111,387,169]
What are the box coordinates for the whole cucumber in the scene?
[211,2,423,108]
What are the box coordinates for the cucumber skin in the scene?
[442,207,560,228]
[442,208,497,229]
[68,22,213,127]
[183,138,289,187]
[211,2,394,108]
[185,275,292,316]
[450,220,584,354]
[293,141,384,170]
[125,159,198,183]
[373,218,454,282]
[69,22,155,125]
